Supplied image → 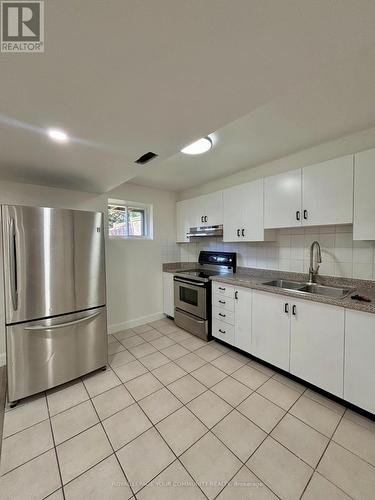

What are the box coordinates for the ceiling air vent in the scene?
[135,152,158,165]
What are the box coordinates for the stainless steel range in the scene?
[174,251,236,340]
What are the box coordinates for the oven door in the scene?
[174,277,207,319]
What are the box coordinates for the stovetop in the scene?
[175,268,232,283]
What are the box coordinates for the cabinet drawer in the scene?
[212,282,235,298]
[212,319,234,344]
[212,306,234,325]
[212,294,234,311]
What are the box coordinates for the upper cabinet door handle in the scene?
[303,210,308,220]
[296,211,300,221]
[201,216,204,223]
[292,305,297,316]
[235,291,238,300]
[241,228,245,237]
[237,229,240,237]
[204,216,208,222]
[284,303,289,314]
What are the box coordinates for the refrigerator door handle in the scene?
[23,311,101,331]
[9,218,18,311]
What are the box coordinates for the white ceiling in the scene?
[1,0,375,193]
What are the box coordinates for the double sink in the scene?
[261,279,353,299]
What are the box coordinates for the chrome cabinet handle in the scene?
[24,311,101,331]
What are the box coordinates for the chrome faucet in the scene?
[309,241,322,283]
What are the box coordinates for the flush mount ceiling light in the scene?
[47,128,69,143]
[181,136,212,155]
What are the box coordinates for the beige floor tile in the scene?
[113,359,148,383]
[213,409,266,462]
[168,374,206,404]
[227,350,251,364]
[317,441,375,499]
[178,336,208,350]
[0,420,54,475]
[125,373,163,401]
[113,328,137,341]
[116,428,175,493]
[128,342,157,359]
[108,339,126,355]
[238,393,285,433]
[161,343,190,360]
[152,361,187,385]
[195,345,223,362]
[109,349,136,367]
[211,353,245,374]
[107,334,117,344]
[3,393,48,437]
[232,365,270,390]
[133,323,155,334]
[211,377,252,406]
[139,351,170,370]
[180,432,242,499]
[140,329,164,342]
[102,403,152,450]
[302,472,351,499]
[46,488,64,499]
[175,352,207,372]
[343,409,375,432]
[333,417,375,467]
[137,460,206,500]
[191,363,227,388]
[247,437,313,500]
[56,424,112,484]
[257,378,301,410]
[247,360,275,377]
[139,387,182,424]
[209,341,230,354]
[271,413,329,467]
[304,389,345,415]
[51,400,98,445]
[290,396,342,437]
[92,385,134,420]
[271,373,306,394]
[187,391,231,428]
[156,406,207,456]
[216,466,277,500]
[64,454,132,500]
[0,450,61,500]
[82,369,120,398]
[120,334,145,349]
[153,323,180,335]
[47,380,89,416]
[168,330,194,342]
[149,335,176,350]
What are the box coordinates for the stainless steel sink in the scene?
[262,279,353,299]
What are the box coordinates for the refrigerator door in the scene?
[2,205,106,325]
[7,306,107,402]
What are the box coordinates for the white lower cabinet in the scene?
[344,310,375,413]
[162,272,174,318]
[290,299,345,397]
[252,291,290,371]
[234,287,252,353]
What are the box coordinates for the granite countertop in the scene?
[163,262,375,314]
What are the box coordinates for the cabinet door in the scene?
[242,179,265,241]
[176,200,189,242]
[223,184,244,242]
[204,191,223,226]
[345,310,375,413]
[234,287,252,353]
[353,148,375,240]
[264,169,302,229]
[290,300,344,397]
[302,155,353,226]
[162,272,174,317]
[252,291,290,370]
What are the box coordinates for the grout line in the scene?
[45,391,66,500]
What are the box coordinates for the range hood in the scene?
[186,225,223,237]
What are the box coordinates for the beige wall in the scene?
[0,180,178,365]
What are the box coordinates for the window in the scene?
[108,200,153,239]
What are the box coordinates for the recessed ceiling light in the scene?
[47,128,69,143]
[181,136,212,155]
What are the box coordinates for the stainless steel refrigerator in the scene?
[2,205,108,403]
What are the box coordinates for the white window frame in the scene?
[108,198,154,240]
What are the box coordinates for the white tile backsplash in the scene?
[177,225,375,280]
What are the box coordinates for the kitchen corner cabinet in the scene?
[223,178,274,242]
[251,291,290,370]
[344,310,375,413]
[163,272,174,318]
[353,148,375,240]
[290,299,345,397]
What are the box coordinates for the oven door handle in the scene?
[174,277,206,287]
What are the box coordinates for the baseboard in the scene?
[0,352,6,367]
[108,312,165,335]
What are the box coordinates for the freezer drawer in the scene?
[7,307,107,402]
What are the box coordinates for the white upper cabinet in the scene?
[176,199,191,242]
[290,299,345,397]
[223,179,272,242]
[302,155,353,226]
[202,191,223,227]
[264,169,302,229]
[353,148,375,240]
